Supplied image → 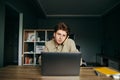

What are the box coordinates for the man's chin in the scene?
[57,42,63,45]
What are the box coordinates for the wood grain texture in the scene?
[0,66,113,80]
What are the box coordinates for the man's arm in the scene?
[69,39,79,52]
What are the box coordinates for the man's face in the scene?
[54,30,67,45]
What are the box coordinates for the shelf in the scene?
[35,41,45,43]
[24,52,34,54]
[22,29,53,66]
[23,64,35,66]
[24,41,34,42]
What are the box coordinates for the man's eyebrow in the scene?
[57,32,61,34]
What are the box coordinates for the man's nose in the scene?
[59,35,63,38]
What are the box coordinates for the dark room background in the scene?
[0,0,120,68]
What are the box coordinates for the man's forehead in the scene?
[56,30,67,33]
[56,30,67,35]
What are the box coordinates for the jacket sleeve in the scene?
[43,42,49,52]
[68,39,79,52]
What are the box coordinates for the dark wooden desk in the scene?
[0,66,113,80]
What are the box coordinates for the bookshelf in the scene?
[22,29,53,66]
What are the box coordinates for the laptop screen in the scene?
[41,52,81,76]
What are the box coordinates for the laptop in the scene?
[41,52,81,76]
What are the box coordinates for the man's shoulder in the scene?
[67,38,74,42]
[45,39,54,45]
[64,38,75,44]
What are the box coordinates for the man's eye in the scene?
[63,35,66,37]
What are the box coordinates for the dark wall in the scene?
[4,5,19,66]
[0,0,44,67]
[0,0,5,67]
[6,0,40,29]
[37,17,103,63]
[102,4,120,60]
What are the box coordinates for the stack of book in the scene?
[94,67,120,79]
[35,45,45,53]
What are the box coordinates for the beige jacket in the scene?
[44,38,79,52]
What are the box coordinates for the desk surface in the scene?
[0,66,113,80]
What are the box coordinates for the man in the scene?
[44,22,79,52]
[39,22,83,66]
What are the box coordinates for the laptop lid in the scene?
[41,52,81,76]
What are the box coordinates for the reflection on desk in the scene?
[41,76,79,80]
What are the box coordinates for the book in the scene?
[25,57,33,64]
[25,57,29,64]
[94,67,120,76]
[35,45,45,53]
